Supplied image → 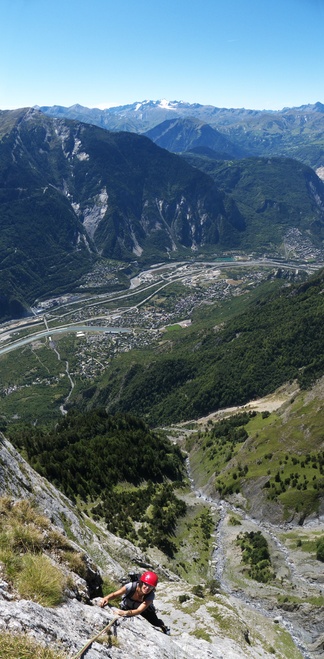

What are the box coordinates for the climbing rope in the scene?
[71,614,120,659]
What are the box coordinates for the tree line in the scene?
[8,409,185,501]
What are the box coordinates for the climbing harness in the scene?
[71,614,120,659]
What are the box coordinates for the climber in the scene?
[100,570,170,634]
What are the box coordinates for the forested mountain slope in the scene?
[6,410,186,555]
[182,154,324,256]
[0,109,95,320]
[75,268,324,425]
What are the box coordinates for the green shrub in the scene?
[179,593,191,603]
[190,628,212,642]
[207,578,221,594]
[192,584,205,598]
[236,531,274,583]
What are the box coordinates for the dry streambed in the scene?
[211,503,324,659]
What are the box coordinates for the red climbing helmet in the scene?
[140,571,159,588]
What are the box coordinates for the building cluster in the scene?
[65,267,273,382]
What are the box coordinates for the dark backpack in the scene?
[120,571,140,586]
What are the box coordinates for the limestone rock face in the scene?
[0,594,281,659]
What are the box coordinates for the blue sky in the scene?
[1,0,324,111]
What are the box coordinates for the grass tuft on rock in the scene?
[0,631,67,658]
[17,554,65,606]
[0,496,96,606]
[0,631,67,659]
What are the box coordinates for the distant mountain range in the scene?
[39,99,324,169]
[1,106,324,321]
